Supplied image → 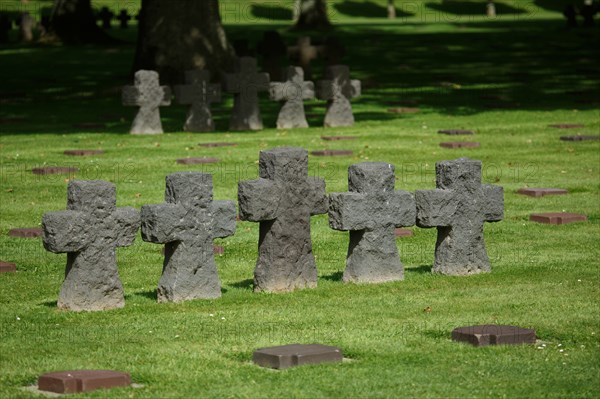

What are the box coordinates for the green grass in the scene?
[1,1,600,398]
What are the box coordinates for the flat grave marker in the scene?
[452,325,536,347]
[438,129,475,136]
[8,228,43,238]
[560,135,600,142]
[321,136,356,141]
[549,123,584,129]
[0,261,16,273]
[32,167,79,175]
[517,188,568,197]
[311,150,353,157]
[253,344,343,370]
[199,142,237,148]
[530,213,587,225]
[176,157,220,165]
[440,142,480,149]
[64,150,104,157]
[38,370,131,394]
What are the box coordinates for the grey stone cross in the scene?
[270,66,315,129]
[42,181,140,312]
[415,158,504,275]
[141,172,236,302]
[224,57,270,131]
[287,37,322,79]
[174,70,221,132]
[317,65,361,127]
[329,163,416,283]
[122,70,172,134]
[238,148,327,292]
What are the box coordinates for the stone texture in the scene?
[122,70,171,135]
[560,135,600,141]
[452,325,536,347]
[329,163,416,283]
[270,66,315,129]
[317,65,361,127]
[253,344,343,369]
[174,70,220,132]
[287,37,322,79]
[311,150,353,157]
[199,142,237,148]
[32,167,78,175]
[440,142,480,149]
[42,180,139,311]
[530,213,587,225]
[224,57,270,131]
[438,129,475,135]
[0,261,16,273]
[38,370,131,394]
[549,123,584,129]
[141,173,236,302]
[8,228,43,238]
[238,148,327,292]
[321,136,356,141]
[415,158,504,275]
[176,157,220,165]
[517,188,568,197]
[63,150,104,156]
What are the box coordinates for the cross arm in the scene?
[115,207,140,247]
[308,177,327,216]
[141,203,183,244]
[482,185,504,222]
[121,86,140,106]
[343,80,361,99]
[328,192,369,231]
[316,80,333,100]
[160,86,172,106]
[269,82,287,102]
[238,178,279,222]
[415,189,456,228]
[42,210,90,253]
[211,200,236,239]
[303,82,315,100]
[391,190,416,227]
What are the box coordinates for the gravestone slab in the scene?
[311,150,353,157]
[395,228,414,238]
[122,70,171,134]
[0,261,16,273]
[253,344,343,370]
[549,123,584,129]
[440,142,480,149]
[174,70,220,132]
[141,173,236,302]
[199,142,237,148]
[317,65,361,127]
[329,163,416,283]
[176,157,220,165]
[8,228,43,238]
[224,57,270,131]
[438,129,475,135]
[321,136,356,141]
[270,66,315,129]
[530,213,587,225]
[452,325,536,347]
[560,135,600,141]
[42,180,139,311]
[238,148,327,292]
[64,150,104,156]
[415,158,504,275]
[38,370,131,394]
[517,188,568,197]
[32,167,78,175]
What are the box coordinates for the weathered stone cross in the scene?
[287,37,322,79]
[415,158,504,275]
[317,65,361,127]
[42,181,140,312]
[238,148,327,292]
[174,70,221,132]
[270,66,315,129]
[122,70,171,135]
[141,172,236,302]
[224,57,270,131]
[329,163,416,283]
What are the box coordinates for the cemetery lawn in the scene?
[1,1,599,398]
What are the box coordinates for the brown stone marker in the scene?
[452,325,536,347]
[64,150,105,156]
[394,228,414,238]
[32,167,79,175]
[8,228,43,238]
[214,245,225,255]
[549,124,584,129]
[0,261,16,273]
[199,142,238,148]
[311,150,353,157]
[517,188,568,197]
[439,142,480,149]
[321,136,357,141]
[438,129,475,136]
[38,370,131,394]
[530,213,587,225]
[253,344,343,370]
[176,157,220,165]
[560,135,600,142]
[387,107,420,114]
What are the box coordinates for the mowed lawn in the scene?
[1,1,599,398]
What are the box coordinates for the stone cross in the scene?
[141,172,236,302]
[317,65,361,127]
[42,181,140,312]
[117,10,131,29]
[329,163,416,283]
[238,147,327,292]
[224,57,270,131]
[287,37,322,79]
[415,158,504,275]
[174,70,221,132]
[270,66,315,129]
[98,7,114,29]
[122,70,172,134]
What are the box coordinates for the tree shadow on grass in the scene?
[251,4,293,21]
[405,265,432,275]
[334,1,414,18]
[425,1,527,16]
[40,300,57,308]
[321,271,344,282]
[131,290,157,301]
[229,278,254,290]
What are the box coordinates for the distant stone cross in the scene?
[238,148,327,292]
[415,158,504,275]
[288,37,321,79]
[329,163,416,283]
[122,70,172,135]
[317,65,361,127]
[224,57,270,131]
[141,172,236,302]
[270,66,315,129]
[175,70,221,132]
[42,181,140,312]
[117,10,131,29]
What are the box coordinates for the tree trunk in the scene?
[132,0,235,84]
[387,0,396,19]
[294,0,331,30]
[49,0,111,44]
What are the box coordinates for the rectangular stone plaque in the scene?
[253,344,343,369]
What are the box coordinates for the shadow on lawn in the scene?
[229,278,254,291]
[334,1,414,18]
[405,265,432,275]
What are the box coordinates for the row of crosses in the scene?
[121,58,361,134]
[42,150,504,312]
